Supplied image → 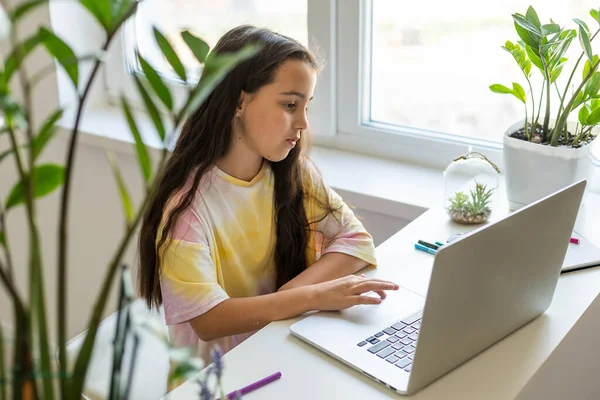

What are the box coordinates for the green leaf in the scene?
[551,59,566,83]
[541,23,560,36]
[586,106,600,125]
[153,28,186,82]
[39,28,78,88]
[79,0,111,31]
[0,232,4,248]
[591,98,600,110]
[573,18,590,33]
[32,108,64,160]
[5,164,65,210]
[579,104,591,125]
[578,24,594,62]
[513,13,541,49]
[121,97,152,182]
[489,84,513,94]
[526,6,542,29]
[110,0,137,27]
[585,71,600,98]
[106,151,134,222]
[591,8,600,25]
[526,44,544,71]
[572,91,586,110]
[138,54,173,110]
[9,0,48,21]
[504,40,515,51]
[133,74,165,141]
[583,55,600,79]
[1,33,44,84]
[181,30,210,64]
[512,82,527,103]
[183,44,260,116]
[524,60,532,76]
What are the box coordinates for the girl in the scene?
[137,25,399,362]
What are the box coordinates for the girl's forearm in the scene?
[189,285,315,342]
[278,252,369,291]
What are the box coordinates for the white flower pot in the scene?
[503,119,598,210]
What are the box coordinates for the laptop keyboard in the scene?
[356,310,423,372]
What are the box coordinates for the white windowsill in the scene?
[57,104,600,221]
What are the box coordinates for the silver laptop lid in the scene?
[408,180,586,393]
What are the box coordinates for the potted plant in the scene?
[490,5,600,210]
[0,0,256,398]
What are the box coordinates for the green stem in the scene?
[56,40,111,400]
[555,28,600,134]
[534,82,544,128]
[524,100,530,140]
[524,75,535,139]
[541,53,552,141]
[0,204,14,281]
[552,59,600,146]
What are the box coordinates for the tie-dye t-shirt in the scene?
[158,159,377,361]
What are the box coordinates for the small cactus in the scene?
[447,182,494,224]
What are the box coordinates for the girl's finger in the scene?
[351,281,398,295]
[351,295,383,305]
[374,290,387,299]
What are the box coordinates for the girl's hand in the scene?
[309,274,399,311]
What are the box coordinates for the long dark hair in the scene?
[138,25,337,309]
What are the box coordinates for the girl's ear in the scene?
[237,91,248,115]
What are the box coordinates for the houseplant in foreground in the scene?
[0,0,256,398]
[490,5,600,209]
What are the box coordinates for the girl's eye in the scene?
[284,103,296,110]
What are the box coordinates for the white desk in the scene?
[165,192,600,400]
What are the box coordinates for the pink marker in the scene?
[570,237,580,244]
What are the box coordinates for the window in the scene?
[107,0,600,170]
[368,0,599,143]
[106,0,335,137]
[133,0,309,83]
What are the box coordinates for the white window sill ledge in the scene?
[57,105,599,221]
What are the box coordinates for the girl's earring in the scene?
[236,110,241,118]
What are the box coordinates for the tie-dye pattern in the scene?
[158,160,377,362]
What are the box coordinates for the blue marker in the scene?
[415,243,437,255]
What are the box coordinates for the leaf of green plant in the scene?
[0,232,4,249]
[133,74,166,141]
[121,97,152,183]
[548,34,574,70]
[551,61,566,83]
[110,0,137,27]
[39,28,78,88]
[5,164,65,210]
[572,91,586,110]
[1,32,44,84]
[512,82,527,103]
[183,44,260,116]
[489,84,513,94]
[586,106,600,125]
[578,24,594,62]
[32,108,64,160]
[591,8,600,25]
[525,6,542,28]
[513,13,542,37]
[583,55,600,79]
[541,23,560,36]
[181,30,210,64]
[106,151,134,222]
[525,44,544,71]
[153,28,186,82]
[579,104,591,125]
[138,54,173,110]
[9,0,48,21]
[585,71,600,98]
[524,60,532,76]
[573,18,590,33]
[592,98,600,110]
[504,40,515,51]
[79,0,112,31]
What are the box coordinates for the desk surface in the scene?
[164,192,600,400]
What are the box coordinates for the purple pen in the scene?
[224,371,282,399]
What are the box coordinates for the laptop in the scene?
[290,180,587,395]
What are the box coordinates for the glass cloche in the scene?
[443,147,500,225]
